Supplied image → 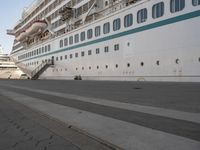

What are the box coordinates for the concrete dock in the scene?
[0,80,200,150]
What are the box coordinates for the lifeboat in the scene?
[16,31,27,41]
[26,20,47,36]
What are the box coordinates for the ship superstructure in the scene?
[7,0,200,81]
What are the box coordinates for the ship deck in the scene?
[0,80,200,150]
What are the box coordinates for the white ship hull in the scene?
[11,0,200,82]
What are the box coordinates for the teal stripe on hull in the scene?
[18,10,200,63]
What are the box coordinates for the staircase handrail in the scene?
[31,60,53,78]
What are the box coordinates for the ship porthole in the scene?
[127,63,130,67]
[156,61,160,66]
[89,66,91,70]
[115,64,118,68]
[105,65,108,69]
[175,59,179,64]
[97,66,99,69]
[141,62,144,66]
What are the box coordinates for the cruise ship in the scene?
[0,45,23,79]
[7,0,200,81]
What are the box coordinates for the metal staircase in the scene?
[31,60,53,80]
[11,57,53,80]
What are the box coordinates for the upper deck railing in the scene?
[22,0,44,19]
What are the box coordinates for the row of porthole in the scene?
[51,57,200,72]
[28,57,200,67]
[72,60,177,71]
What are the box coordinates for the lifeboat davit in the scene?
[16,31,27,41]
[26,20,47,36]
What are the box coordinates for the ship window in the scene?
[83,3,89,13]
[105,1,108,6]
[42,47,44,53]
[88,50,92,55]
[56,57,58,61]
[95,26,101,37]
[60,56,63,60]
[116,64,118,68]
[64,38,68,46]
[113,18,121,31]
[96,48,100,54]
[127,63,130,67]
[114,44,119,51]
[45,46,48,52]
[103,22,110,34]
[87,29,93,39]
[152,2,164,19]
[39,48,41,54]
[192,0,200,6]
[69,36,73,45]
[65,55,67,59]
[104,46,109,53]
[81,32,85,41]
[141,62,144,66]
[60,40,63,48]
[48,45,51,51]
[37,49,39,55]
[77,7,82,17]
[75,53,78,58]
[170,0,185,13]
[75,34,79,43]
[70,54,73,59]
[105,65,108,69]
[81,51,85,57]
[124,14,133,27]
[137,8,147,23]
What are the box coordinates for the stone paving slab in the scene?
[0,95,114,150]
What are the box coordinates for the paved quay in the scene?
[0,80,200,150]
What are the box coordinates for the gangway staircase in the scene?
[11,57,53,80]
[31,61,53,80]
